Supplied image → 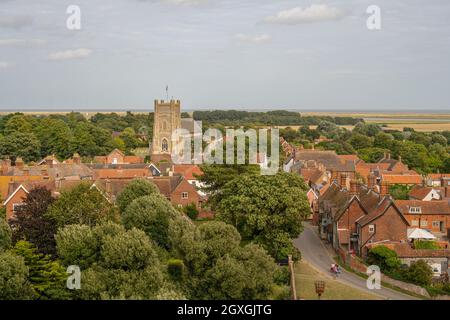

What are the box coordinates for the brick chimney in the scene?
[1,159,11,175]
[8,179,15,196]
[350,180,359,194]
[380,182,390,196]
[15,157,24,169]
[339,174,348,189]
[105,179,112,194]
[46,156,54,168]
[23,166,30,176]
[368,174,376,189]
[331,170,338,182]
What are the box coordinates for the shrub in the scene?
[116,179,159,212]
[404,260,433,286]
[414,240,440,250]
[367,245,401,273]
[183,203,199,220]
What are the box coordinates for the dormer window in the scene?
[409,206,422,214]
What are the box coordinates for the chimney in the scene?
[339,174,347,189]
[368,174,376,189]
[350,180,359,195]
[8,179,15,196]
[1,159,11,175]
[73,153,81,165]
[23,166,29,176]
[380,182,390,196]
[398,156,402,163]
[46,156,54,168]
[331,170,338,182]
[105,179,112,194]
[15,157,24,169]
[387,153,391,160]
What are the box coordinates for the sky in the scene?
[0,0,450,111]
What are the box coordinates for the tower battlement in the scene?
[152,98,182,159]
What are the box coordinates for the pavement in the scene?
[293,222,419,300]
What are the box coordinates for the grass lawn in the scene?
[295,261,380,300]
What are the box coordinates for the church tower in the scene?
[151,99,181,163]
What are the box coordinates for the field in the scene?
[295,261,380,300]
[301,112,450,132]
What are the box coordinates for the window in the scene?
[368,225,375,233]
[112,157,118,164]
[409,207,422,214]
[12,203,25,212]
[181,192,188,200]
[162,139,168,152]
[432,221,440,228]
[411,220,419,227]
[420,220,428,227]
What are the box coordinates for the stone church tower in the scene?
[151,99,181,163]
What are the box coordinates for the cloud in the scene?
[0,61,13,69]
[0,15,33,28]
[48,48,92,61]
[0,39,47,47]
[263,4,343,25]
[234,33,272,44]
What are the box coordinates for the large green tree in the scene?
[116,179,159,213]
[47,183,118,227]
[9,187,57,256]
[214,172,309,260]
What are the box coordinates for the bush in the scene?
[367,245,401,273]
[414,240,440,250]
[404,260,433,286]
[167,259,185,281]
[183,203,199,220]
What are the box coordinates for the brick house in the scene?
[319,176,409,257]
[94,149,144,165]
[395,200,450,235]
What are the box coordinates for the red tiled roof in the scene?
[408,186,434,200]
[173,165,203,180]
[381,174,423,185]
[427,173,450,180]
[395,200,450,215]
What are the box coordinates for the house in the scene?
[409,185,444,201]
[151,176,202,210]
[426,174,450,187]
[380,174,423,186]
[319,176,409,257]
[369,242,450,277]
[94,149,144,165]
[88,163,155,180]
[395,200,450,236]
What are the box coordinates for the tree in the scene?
[0,216,12,251]
[367,245,401,273]
[55,222,125,269]
[0,131,41,162]
[414,240,440,250]
[200,244,277,300]
[100,228,159,270]
[47,183,118,227]
[0,251,35,299]
[349,133,373,150]
[389,184,411,200]
[116,179,159,212]
[215,172,310,260]
[3,115,33,135]
[122,194,178,248]
[374,132,394,149]
[35,118,74,159]
[9,187,57,256]
[357,147,388,163]
[405,260,432,286]
[12,241,70,299]
[120,127,141,151]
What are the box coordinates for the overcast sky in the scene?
[1,0,450,111]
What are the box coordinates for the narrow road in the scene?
[293,222,418,300]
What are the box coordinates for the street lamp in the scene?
[314,280,326,300]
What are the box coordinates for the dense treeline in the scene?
[0,112,153,162]
[280,121,450,174]
[193,110,361,126]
